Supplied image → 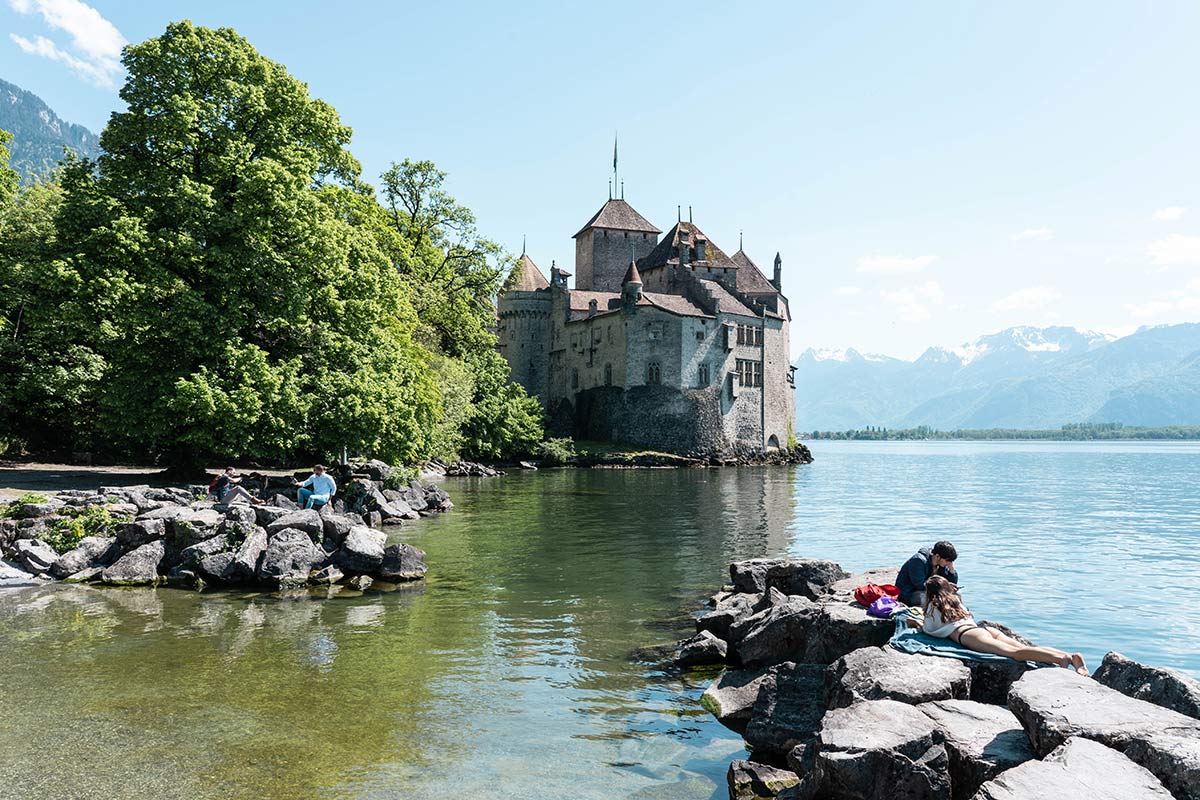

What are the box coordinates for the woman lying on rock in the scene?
[909,575,1089,675]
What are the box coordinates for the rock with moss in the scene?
[100,540,165,586]
[336,526,387,573]
[727,759,801,800]
[50,536,121,578]
[375,542,427,582]
[701,667,773,733]
[258,528,323,586]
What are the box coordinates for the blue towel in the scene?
[888,616,1050,667]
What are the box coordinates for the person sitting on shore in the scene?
[293,464,337,510]
[212,467,264,506]
[896,540,958,606]
[909,575,1089,675]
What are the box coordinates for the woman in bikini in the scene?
[909,575,1089,675]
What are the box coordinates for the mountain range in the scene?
[795,324,1200,430]
[0,78,101,182]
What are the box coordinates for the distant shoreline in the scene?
[802,423,1200,441]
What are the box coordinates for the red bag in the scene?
[853,583,900,607]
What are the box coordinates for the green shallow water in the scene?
[2,442,1198,799]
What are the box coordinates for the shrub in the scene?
[43,504,131,553]
[381,465,419,491]
[1,492,47,518]
[536,438,576,467]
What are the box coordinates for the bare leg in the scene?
[960,628,1089,675]
[980,627,1089,675]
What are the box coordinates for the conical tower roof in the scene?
[623,260,642,285]
[507,254,550,292]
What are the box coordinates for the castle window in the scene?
[572,368,579,389]
[647,362,661,385]
[696,330,704,341]
[736,359,762,387]
[755,326,764,346]
[698,364,710,387]
[604,364,613,386]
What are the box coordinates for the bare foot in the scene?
[1071,653,1089,676]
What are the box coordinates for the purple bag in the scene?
[867,596,902,619]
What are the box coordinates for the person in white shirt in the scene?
[908,575,1089,675]
[293,464,337,510]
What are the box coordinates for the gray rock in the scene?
[63,566,103,583]
[423,484,452,512]
[116,518,166,549]
[1007,667,1200,800]
[701,667,772,733]
[14,538,59,575]
[179,535,231,568]
[346,574,373,591]
[258,528,322,586]
[271,493,299,510]
[727,759,801,800]
[100,540,165,585]
[744,662,826,766]
[964,660,1032,706]
[365,510,382,528]
[223,527,268,582]
[266,509,322,538]
[375,542,427,582]
[697,592,763,641]
[972,737,1173,799]
[731,558,850,598]
[310,564,344,585]
[731,595,820,669]
[198,552,236,582]
[0,558,43,586]
[218,504,257,529]
[814,699,951,800]
[801,599,894,664]
[918,700,1035,800]
[253,505,289,527]
[168,509,223,549]
[335,525,386,573]
[19,501,61,518]
[50,536,121,578]
[676,630,728,667]
[400,482,428,512]
[320,512,355,545]
[1094,651,1200,721]
[106,502,139,517]
[165,566,205,591]
[136,505,187,522]
[828,647,971,708]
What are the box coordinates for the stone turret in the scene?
[497,254,552,400]
[621,260,643,307]
[772,253,782,291]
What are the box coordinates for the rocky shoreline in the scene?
[0,462,451,592]
[664,557,1200,800]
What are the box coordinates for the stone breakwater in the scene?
[665,558,1200,800]
[0,472,452,592]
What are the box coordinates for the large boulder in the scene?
[697,591,763,641]
[676,630,728,667]
[828,647,971,708]
[13,538,58,575]
[320,512,355,546]
[375,542,427,582]
[801,599,894,664]
[179,535,232,568]
[258,528,323,586]
[197,552,236,583]
[972,737,1173,799]
[50,536,121,579]
[1007,667,1200,800]
[253,505,290,527]
[1093,652,1200,721]
[265,509,323,539]
[116,518,166,549]
[731,595,820,669]
[727,759,800,800]
[701,667,772,733]
[168,509,223,550]
[0,558,43,586]
[731,558,850,598]
[99,539,165,585]
[335,525,386,574]
[744,662,826,767]
[813,699,951,800]
[918,700,1034,800]
[223,526,268,582]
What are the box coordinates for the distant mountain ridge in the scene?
[0,78,101,181]
[795,324,1200,430]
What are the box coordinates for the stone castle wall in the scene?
[575,228,658,292]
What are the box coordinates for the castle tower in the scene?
[497,254,552,400]
[621,260,643,307]
[573,199,660,292]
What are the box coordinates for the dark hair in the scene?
[224,466,235,473]
[932,541,957,562]
[924,574,969,622]
[314,464,325,471]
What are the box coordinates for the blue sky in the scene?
[3,1,1199,359]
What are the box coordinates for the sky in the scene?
[3,1,1199,360]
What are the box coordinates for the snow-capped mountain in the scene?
[795,324,1200,430]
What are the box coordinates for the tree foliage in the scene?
[0,21,541,466]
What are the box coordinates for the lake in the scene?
[1,441,1197,799]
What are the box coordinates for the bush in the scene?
[536,438,576,467]
[381,466,419,491]
[43,504,131,553]
[1,492,47,518]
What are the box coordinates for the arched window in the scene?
[697,364,710,387]
[647,362,661,385]
[604,364,613,386]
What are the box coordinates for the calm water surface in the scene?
[0,441,1197,799]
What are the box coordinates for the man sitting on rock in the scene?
[213,467,264,506]
[293,464,337,510]
[896,540,957,606]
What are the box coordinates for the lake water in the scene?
[1,441,1197,799]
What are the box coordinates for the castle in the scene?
[497,195,795,454]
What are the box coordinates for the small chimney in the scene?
[588,298,598,318]
[696,236,708,262]
[772,252,782,290]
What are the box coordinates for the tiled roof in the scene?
[573,199,661,238]
[698,279,758,318]
[623,260,642,285]
[641,292,709,318]
[638,221,736,270]
[569,290,620,313]
[731,250,778,294]
[506,254,550,292]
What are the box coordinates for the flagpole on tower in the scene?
[613,132,618,201]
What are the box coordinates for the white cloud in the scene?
[857,254,937,274]
[1153,206,1185,222]
[884,280,944,322]
[992,286,1062,312]
[1148,234,1200,267]
[833,286,861,296]
[1124,278,1200,318]
[1012,227,1053,241]
[7,0,126,88]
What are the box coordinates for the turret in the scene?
[621,260,643,307]
[772,252,782,290]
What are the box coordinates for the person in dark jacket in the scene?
[896,541,958,606]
